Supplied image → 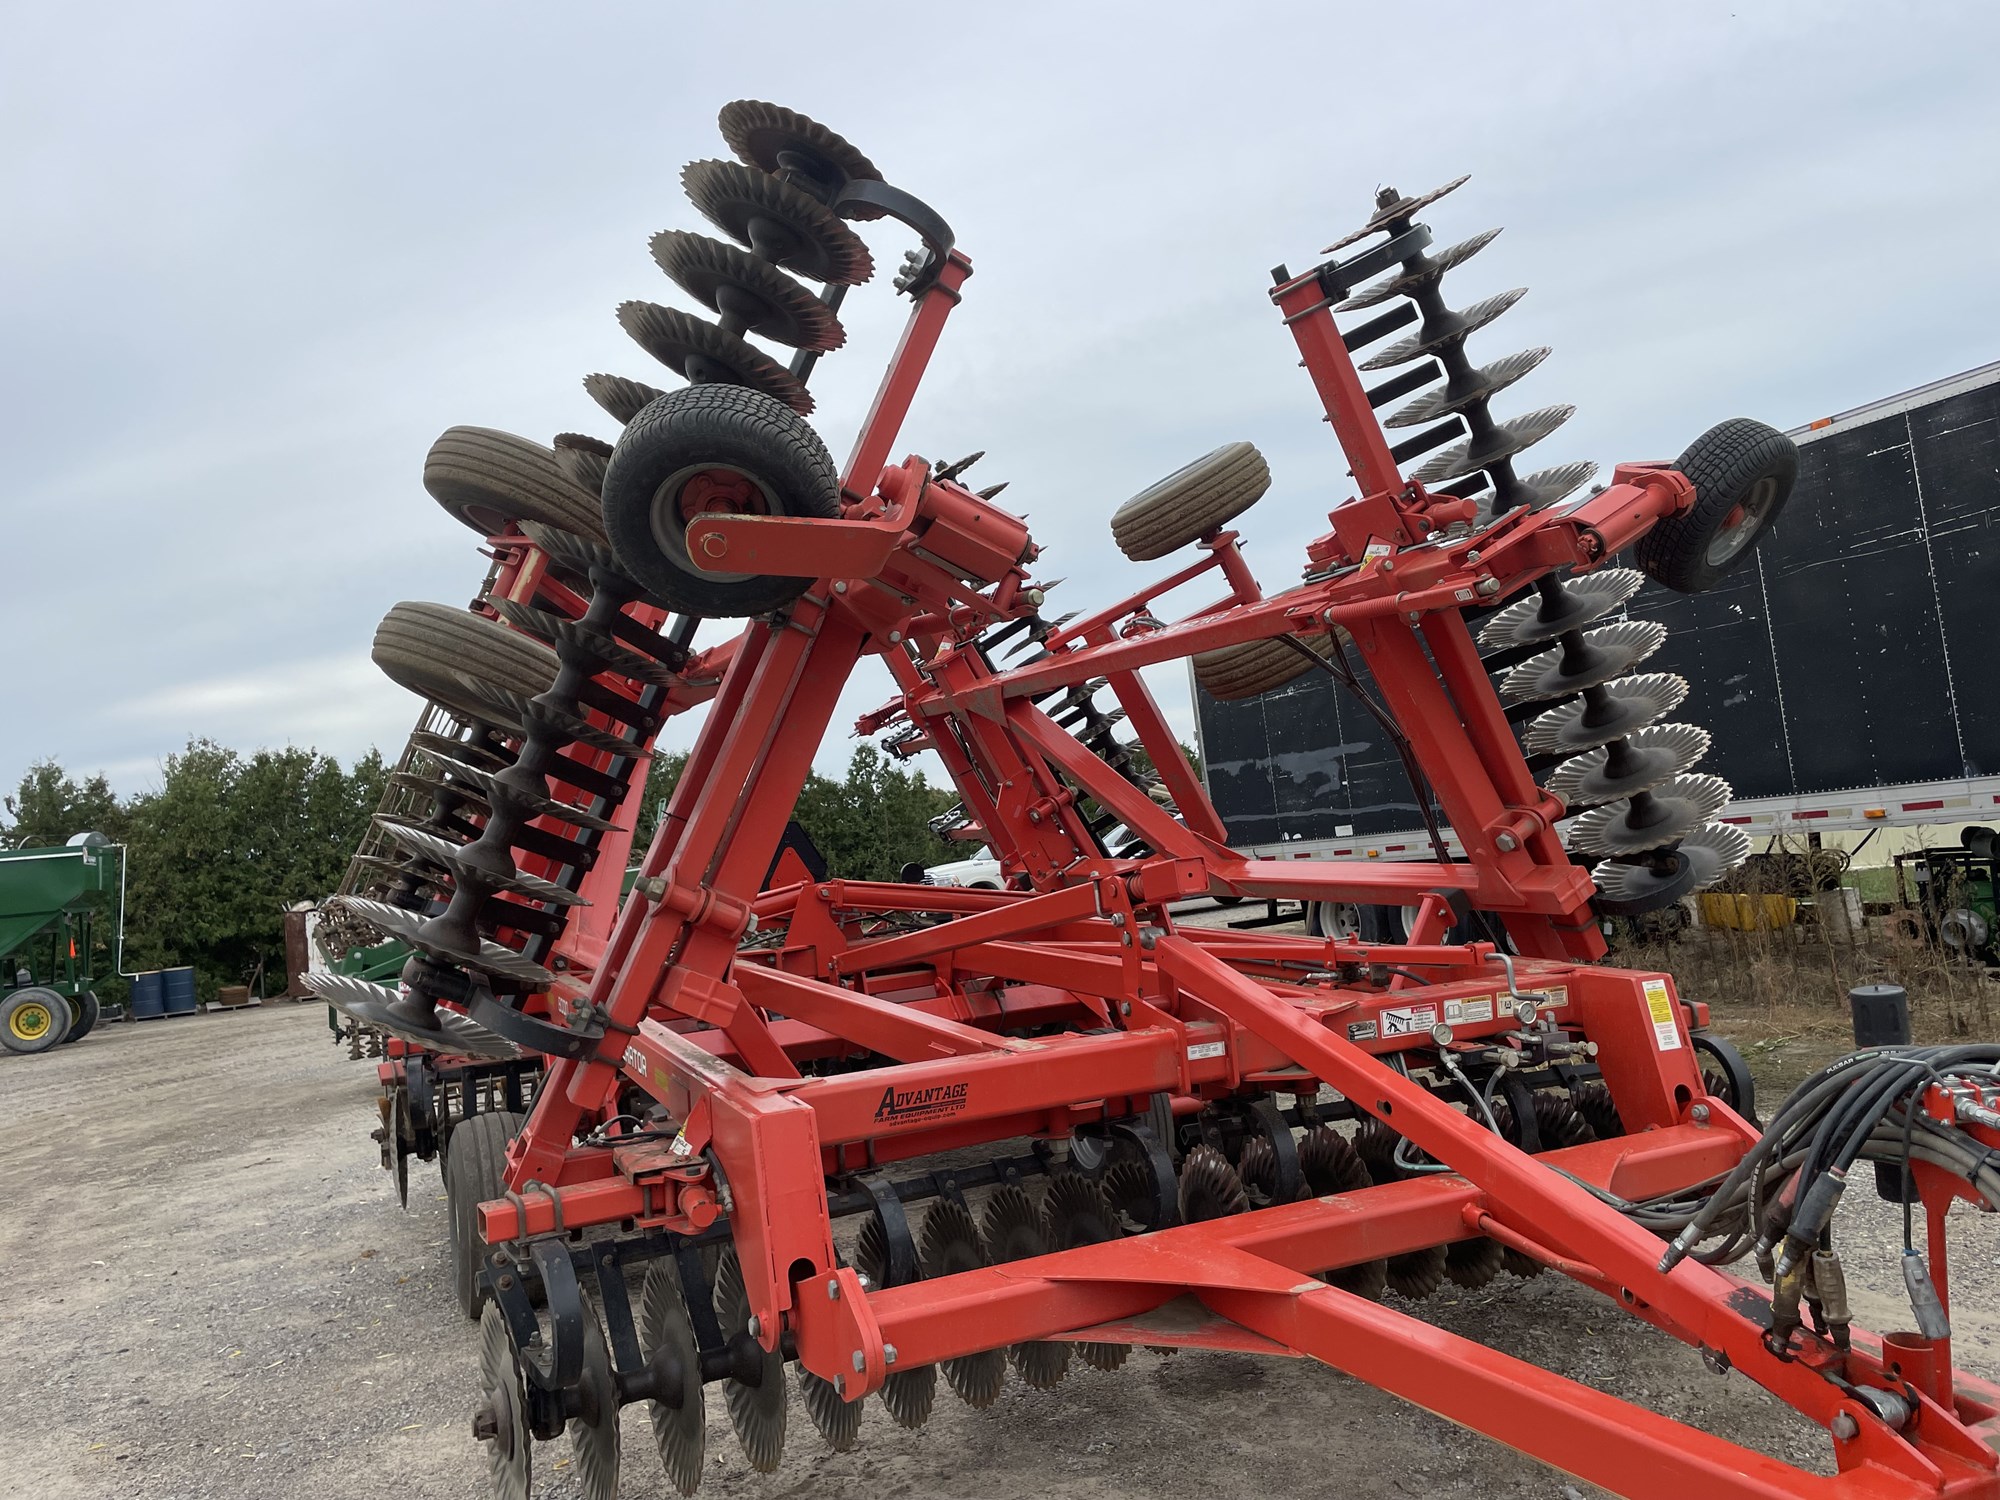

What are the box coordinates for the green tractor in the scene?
[0,834,124,1054]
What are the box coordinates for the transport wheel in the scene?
[599,384,841,618]
[1305,901,1362,940]
[1,987,70,1053]
[423,426,610,542]
[371,602,559,731]
[444,1109,527,1319]
[1636,418,1797,593]
[1192,630,1333,701]
[60,990,100,1043]
[1110,441,1270,562]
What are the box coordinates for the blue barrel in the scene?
[163,966,198,1015]
[130,971,166,1018]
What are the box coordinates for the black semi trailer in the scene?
[1194,360,2000,882]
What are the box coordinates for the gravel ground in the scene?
[4,992,1998,1500]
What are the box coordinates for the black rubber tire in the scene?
[600,384,840,617]
[1636,418,1797,593]
[1193,631,1332,701]
[60,990,100,1044]
[445,1109,527,1320]
[371,602,559,729]
[1,987,70,1053]
[1110,441,1270,562]
[424,427,610,542]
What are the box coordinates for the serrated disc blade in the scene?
[714,1245,786,1472]
[452,678,646,759]
[1547,723,1713,807]
[798,1366,861,1451]
[1360,288,1526,370]
[421,752,622,834]
[520,520,627,584]
[1478,568,1647,650]
[304,974,522,1059]
[1321,175,1471,253]
[488,599,680,686]
[1524,672,1690,756]
[328,896,554,986]
[569,1311,621,1500]
[408,729,510,768]
[1520,459,1600,510]
[1338,227,1503,311]
[1386,347,1548,428]
[477,1304,532,1500]
[637,1260,704,1496]
[1570,773,1733,856]
[982,1186,1070,1388]
[920,1201,1007,1407]
[374,821,588,908]
[582,372,666,426]
[1413,404,1575,485]
[1589,849,1700,916]
[1681,821,1752,890]
[1501,620,1669,704]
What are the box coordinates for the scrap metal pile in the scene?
[311,102,2000,1500]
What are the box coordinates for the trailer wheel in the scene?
[1637,418,1798,593]
[1,987,71,1053]
[1193,630,1334,702]
[424,426,610,542]
[372,602,559,730]
[59,991,99,1044]
[1110,441,1270,562]
[445,1109,527,1319]
[600,384,840,618]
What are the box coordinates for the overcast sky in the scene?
[4,0,1997,805]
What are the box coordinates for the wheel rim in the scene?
[649,462,779,586]
[1705,475,1778,567]
[9,1003,53,1042]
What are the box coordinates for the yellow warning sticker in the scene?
[1643,978,1682,1051]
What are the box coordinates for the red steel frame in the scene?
[468,240,2000,1498]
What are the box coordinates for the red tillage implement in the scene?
[313,102,2000,1500]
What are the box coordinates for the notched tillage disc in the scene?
[450,677,646,760]
[682,159,875,285]
[714,1245,787,1472]
[552,432,613,497]
[1412,403,1575,486]
[1499,620,1669,704]
[1523,672,1691,756]
[1517,459,1600,510]
[1338,226,1502,311]
[1042,1174,1129,1371]
[1678,821,1752,889]
[1360,288,1526,370]
[1353,1121,1449,1299]
[638,1258,705,1496]
[583,372,667,427]
[329,895,554,987]
[854,1213,937,1427]
[982,1185,1070,1389]
[1321,174,1471,253]
[651,231,846,352]
[798,1362,862,1452]
[1546,723,1712,808]
[1297,1126,1389,1299]
[1478,568,1646,650]
[374,821,587,908]
[1569,772,1733,857]
[419,751,621,834]
[1386,345,1548,427]
[617,301,814,415]
[302,972,522,1060]
[920,1200,1007,1407]
[476,1303,532,1500]
[1177,1144,1250,1223]
[569,1309,621,1500]
[717,99,886,216]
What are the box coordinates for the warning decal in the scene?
[1643,978,1682,1051]
[1379,1003,1438,1038]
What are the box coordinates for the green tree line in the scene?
[3,736,969,1002]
